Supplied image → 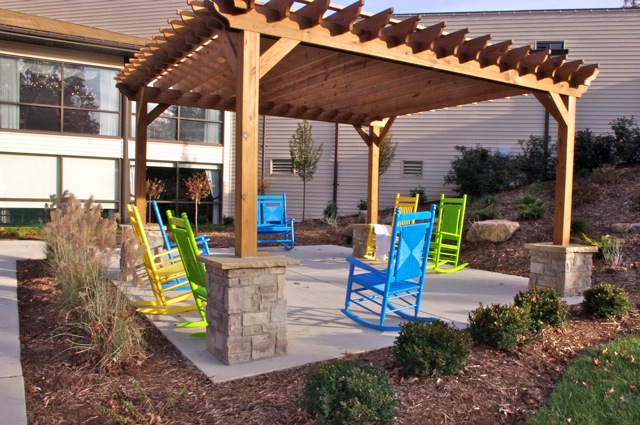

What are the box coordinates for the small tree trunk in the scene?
[194,201,199,234]
[302,180,306,221]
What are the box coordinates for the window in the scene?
[140,162,222,224]
[0,55,120,136]
[533,41,568,56]
[270,158,293,174]
[402,160,423,177]
[132,104,223,144]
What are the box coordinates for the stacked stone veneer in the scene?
[525,243,598,297]
[351,224,370,258]
[199,254,299,365]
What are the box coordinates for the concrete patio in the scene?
[120,244,581,383]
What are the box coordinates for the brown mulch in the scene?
[17,164,640,424]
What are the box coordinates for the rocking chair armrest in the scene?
[346,256,386,274]
[151,247,181,261]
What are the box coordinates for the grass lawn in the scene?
[525,333,640,424]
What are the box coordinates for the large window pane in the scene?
[180,120,205,142]
[63,111,118,136]
[20,105,60,131]
[0,154,58,199]
[63,65,119,111]
[149,117,177,140]
[62,157,118,208]
[19,58,61,106]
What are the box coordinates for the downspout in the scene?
[333,123,339,204]
[544,110,550,180]
[120,96,131,224]
[260,115,266,195]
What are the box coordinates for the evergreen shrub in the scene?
[393,320,471,377]
[301,360,396,425]
[468,303,530,351]
[514,287,569,332]
[581,283,631,319]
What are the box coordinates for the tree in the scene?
[289,120,323,221]
[378,132,398,177]
[623,0,639,7]
[145,178,165,222]
[184,171,212,234]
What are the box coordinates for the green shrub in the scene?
[323,202,339,220]
[357,199,368,211]
[581,234,623,266]
[514,287,569,332]
[444,145,518,197]
[301,360,396,425]
[610,116,640,165]
[574,129,615,174]
[514,136,556,185]
[393,320,471,377]
[474,206,499,221]
[222,215,234,226]
[468,303,530,351]
[581,283,631,319]
[479,194,501,207]
[517,193,546,220]
[409,186,428,205]
[571,218,589,235]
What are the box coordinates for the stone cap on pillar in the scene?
[524,242,599,254]
[198,252,300,271]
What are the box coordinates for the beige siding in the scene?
[0,131,123,158]
[0,0,182,39]
[262,117,336,220]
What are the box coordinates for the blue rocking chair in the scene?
[342,204,437,331]
[152,200,211,257]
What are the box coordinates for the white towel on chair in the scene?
[373,224,392,261]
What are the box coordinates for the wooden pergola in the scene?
[116,0,598,258]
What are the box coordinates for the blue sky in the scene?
[353,0,625,14]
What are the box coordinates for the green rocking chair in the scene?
[166,210,208,337]
[428,194,468,273]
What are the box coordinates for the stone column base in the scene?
[351,223,371,258]
[524,242,598,297]
[199,253,299,365]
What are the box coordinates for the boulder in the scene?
[466,220,520,242]
[611,223,640,233]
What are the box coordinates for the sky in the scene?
[351,0,625,14]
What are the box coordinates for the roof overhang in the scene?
[0,8,147,57]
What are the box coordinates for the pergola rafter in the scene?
[116,0,599,257]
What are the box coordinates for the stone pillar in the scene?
[351,224,371,258]
[525,243,598,297]
[199,254,299,365]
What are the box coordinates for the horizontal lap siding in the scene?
[409,9,640,134]
[0,0,182,38]
[261,117,336,221]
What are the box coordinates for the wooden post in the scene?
[367,125,381,225]
[554,95,576,245]
[235,30,260,257]
[134,100,148,222]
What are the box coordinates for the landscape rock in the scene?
[611,223,640,233]
[466,220,520,242]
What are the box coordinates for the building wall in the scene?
[0,0,180,39]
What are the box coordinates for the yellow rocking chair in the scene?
[126,204,196,314]
[363,193,420,261]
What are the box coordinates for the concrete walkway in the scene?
[0,240,46,425]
